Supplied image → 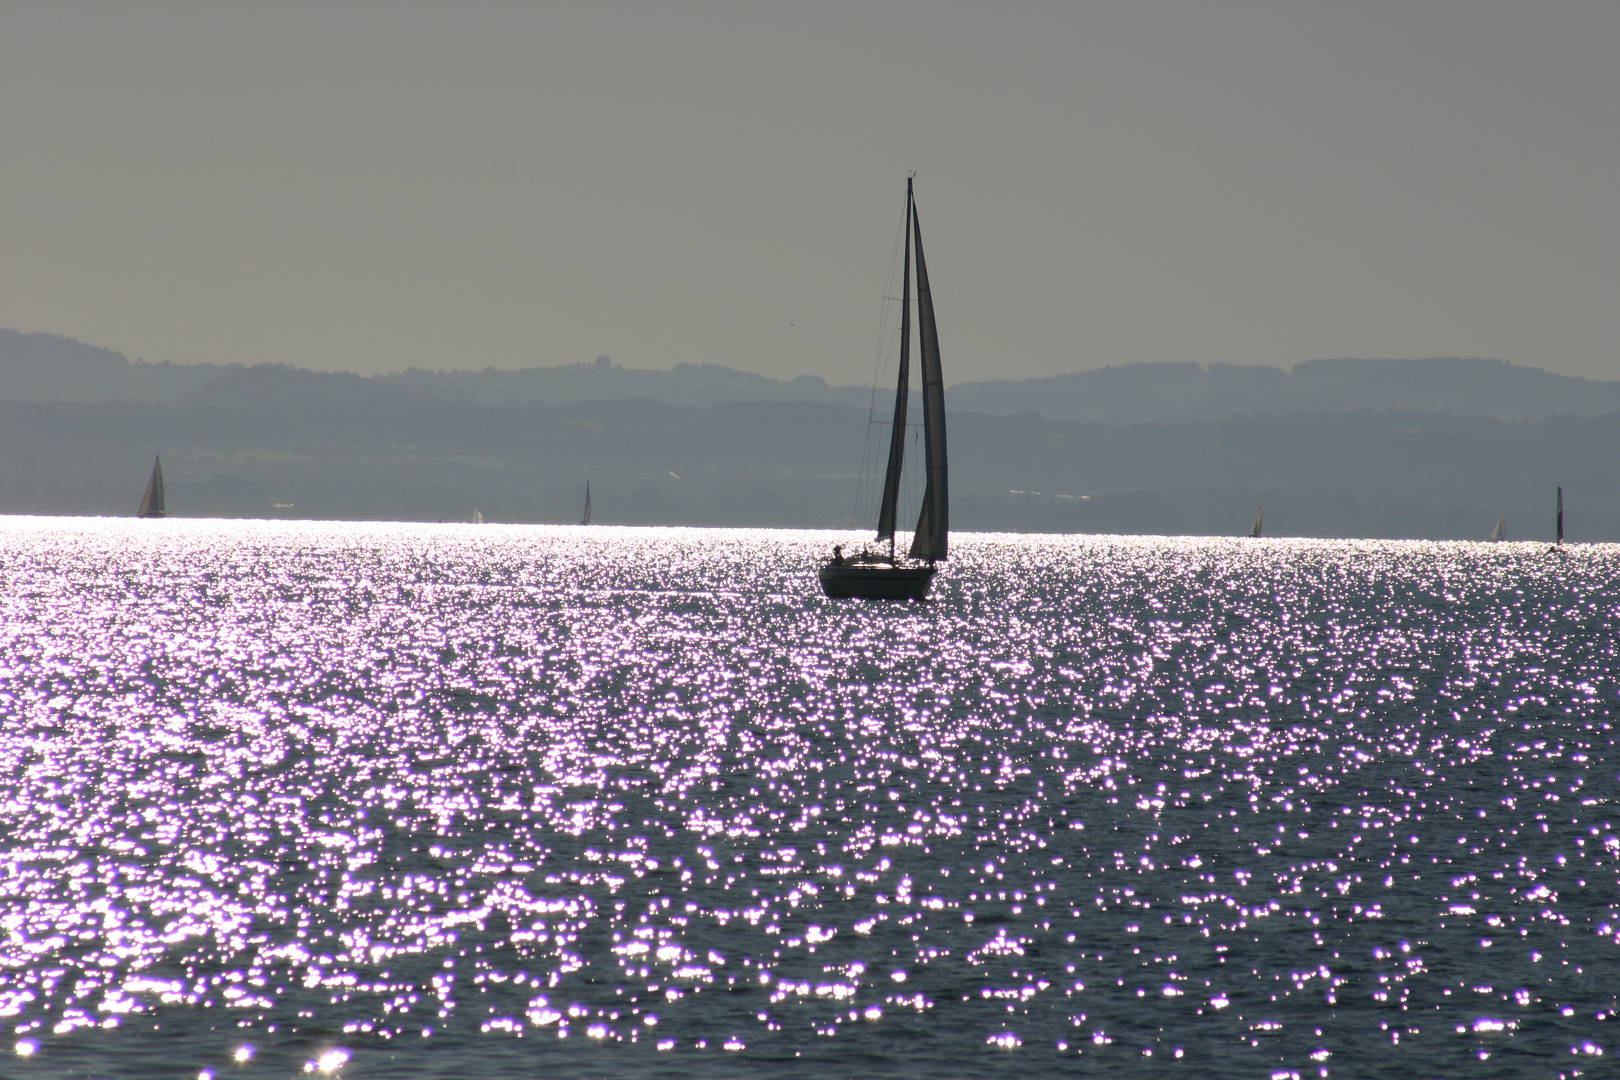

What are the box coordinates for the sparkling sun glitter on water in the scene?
[0,518,1616,1078]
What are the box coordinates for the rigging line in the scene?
[852,201,912,536]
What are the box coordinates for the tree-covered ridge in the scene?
[7,327,1620,422]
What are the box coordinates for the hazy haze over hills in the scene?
[1,329,1615,541]
[6,4,1618,540]
[8,329,1620,423]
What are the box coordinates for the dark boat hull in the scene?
[818,562,935,600]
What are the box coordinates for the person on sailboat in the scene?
[831,545,845,566]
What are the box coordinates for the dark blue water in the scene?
[1,519,1616,1078]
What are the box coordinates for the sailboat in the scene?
[1550,486,1564,551]
[1489,510,1505,541]
[1248,507,1263,538]
[819,178,947,601]
[474,509,485,524]
[136,456,166,518]
[579,479,592,526]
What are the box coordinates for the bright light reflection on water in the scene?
[0,518,1617,1078]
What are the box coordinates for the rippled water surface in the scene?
[2,519,1618,1078]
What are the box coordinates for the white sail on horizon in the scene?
[137,456,166,518]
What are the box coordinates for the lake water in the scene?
[1,518,1616,1079]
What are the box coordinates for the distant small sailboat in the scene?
[137,456,166,518]
[579,479,592,526]
[1248,507,1263,538]
[474,509,484,524]
[1550,485,1564,551]
[1489,510,1505,541]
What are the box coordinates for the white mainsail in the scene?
[1489,511,1505,541]
[1248,507,1263,538]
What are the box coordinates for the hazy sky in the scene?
[2,2,1617,385]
